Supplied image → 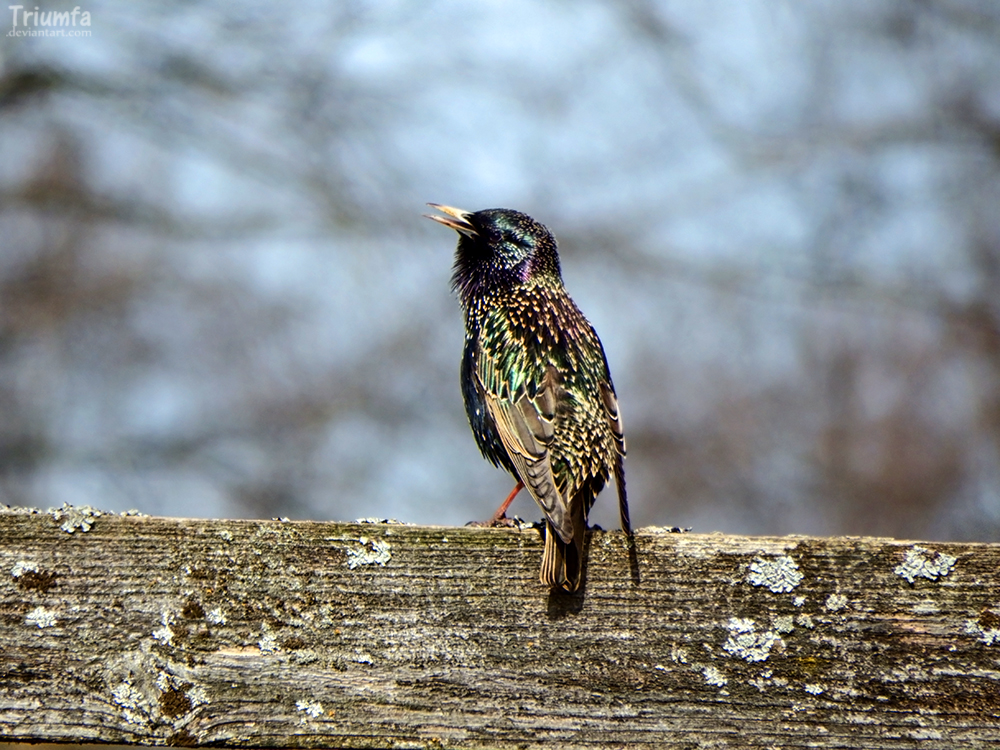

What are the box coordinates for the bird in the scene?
[426,204,633,592]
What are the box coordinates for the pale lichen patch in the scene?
[894,546,957,584]
[296,699,324,719]
[747,555,803,593]
[0,503,41,515]
[722,618,782,662]
[105,649,206,731]
[48,503,103,533]
[25,605,57,628]
[825,594,848,612]
[703,665,727,687]
[112,679,151,726]
[206,607,226,625]
[773,615,795,634]
[11,560,39,577]
[187,684,208,706]
[259,626,280,654]
[670,644,688,664]
[152,612,175,644]
[964,619,1000,646]
[805,683,824,695]
[346,537,392,569]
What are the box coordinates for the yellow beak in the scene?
[425,203,477,237]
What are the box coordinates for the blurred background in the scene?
[1,0,999,541]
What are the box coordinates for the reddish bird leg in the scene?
[491,480,524,523]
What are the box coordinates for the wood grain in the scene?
[1,506,999,748]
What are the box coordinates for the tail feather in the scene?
[615,456,640,585]
[540,494,586,592]
[540,522,581,591]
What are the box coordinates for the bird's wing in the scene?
[477,344,573,544]
[599,380,625,458]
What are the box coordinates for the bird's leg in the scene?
[491,480,524,523]
[465,480,524,529]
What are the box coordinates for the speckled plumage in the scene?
[426,204,632,591]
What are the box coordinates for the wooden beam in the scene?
[1,505,999,748]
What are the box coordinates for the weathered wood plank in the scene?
[1,505,999,748]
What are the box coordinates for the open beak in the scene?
[425,203,477,237]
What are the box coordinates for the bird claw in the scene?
[465,515,520,529]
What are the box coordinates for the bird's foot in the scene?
[466,481,527,529]
[466,514,519,529]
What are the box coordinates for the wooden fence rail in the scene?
[1,504,999,748]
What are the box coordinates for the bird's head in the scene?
[426,204,562,307]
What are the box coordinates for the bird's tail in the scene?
[540,494,586,592]
[615,457,633,540]
[616,456,640,585]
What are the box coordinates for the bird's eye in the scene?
[504,231,529,249]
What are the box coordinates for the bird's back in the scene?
[467,280,621,518]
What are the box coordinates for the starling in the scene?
[426,204,632,592]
